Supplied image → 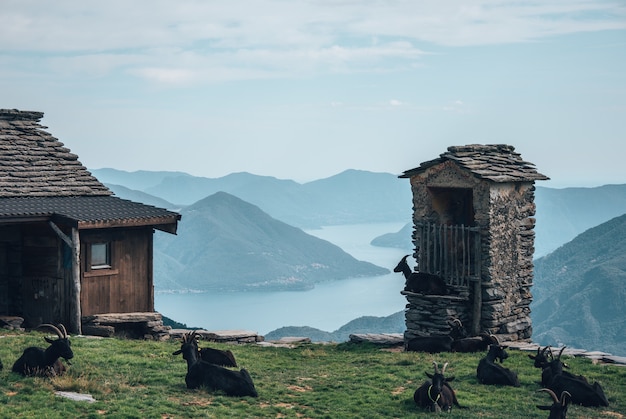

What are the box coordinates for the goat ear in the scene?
[172,350,182,355]
[528,354,536,360]
[425,372,433,379]
[446,376,455,382]
[536,405,551,410]
[44,337,54,344]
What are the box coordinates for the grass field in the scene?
[0,330,624,418]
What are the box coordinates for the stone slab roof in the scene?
[400,144,549,182]
[0,108,111,197]
[0,109,180,232]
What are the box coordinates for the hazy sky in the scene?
[2,1,625,188]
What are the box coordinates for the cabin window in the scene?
[89,242,111,270]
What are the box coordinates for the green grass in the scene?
[1,331,625,418]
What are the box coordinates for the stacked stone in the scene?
[402,292,470,341]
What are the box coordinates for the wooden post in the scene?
[48,222,82,334]
[71,228,82,335]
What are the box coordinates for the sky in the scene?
[1,1,625,188]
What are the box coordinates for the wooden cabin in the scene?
[0,109,181,334]
[400,144,548,342]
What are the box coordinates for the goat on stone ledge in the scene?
[393,255,447,295]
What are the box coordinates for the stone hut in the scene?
[399,144,548,342]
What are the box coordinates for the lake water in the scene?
[155,222,409,334]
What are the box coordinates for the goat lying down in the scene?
[183,330,238,367]
[413,362,462,413]
[536,388,571,419]
[12,324,73,377]
[531,345,609,407]
[476,343,520,387]
[173,331,257,397]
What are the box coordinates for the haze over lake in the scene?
[155,222,408,334]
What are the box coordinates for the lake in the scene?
[155,222,410,334]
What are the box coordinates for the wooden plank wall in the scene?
[81,228,152,316]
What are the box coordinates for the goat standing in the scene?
[413,362,462,413]
[12,324,73,377]
[173,332,257,397]
[393,255,447,295]
[476,343,520,387]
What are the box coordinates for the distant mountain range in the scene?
[93,168,411,229]
[92,168,626,257]
[153,191,387,292]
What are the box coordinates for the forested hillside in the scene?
[153,191,388,291]
[532,213,626,356]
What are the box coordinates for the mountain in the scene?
[92,168,412,228]
[370,222,413,251]
[531,213,626,357]
[534,184,626,257]
[153,191,388,292]
[105,183,179,210]
[264,311,405,342]
[91,168,192,191]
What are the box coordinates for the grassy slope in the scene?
[0,331,625,418]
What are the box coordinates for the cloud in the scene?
[0,0,624,85]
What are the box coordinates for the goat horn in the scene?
[58,324,68,338]
[537,388,559,403]
[489,334,500,345]
[560,391,571,406]
[557,346,566,360]
[442,362,449,375]
[452,319,462,327]
[432,361,439,374]
[37,323,63,338]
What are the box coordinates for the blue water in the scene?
[155,222,409,334]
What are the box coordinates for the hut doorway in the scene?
[428,187,474,226]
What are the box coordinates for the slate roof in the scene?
[400,144,549,182]
[0,109,180,231]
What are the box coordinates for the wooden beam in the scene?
[48,221,72,247]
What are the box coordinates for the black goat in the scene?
[184,330,238,367]
[537,346,588,389]
[394,255,447,295]
[173,332,257,397]
[452,332,498,353]
[540,350,609,408]
[12,324,73,377]
[448,319,467,341]
[536,388,571,419]
[476,343,520,387]
[413,362,462,413]
[405,335,453,353]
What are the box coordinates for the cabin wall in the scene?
[80,227,153,316]
[0,223,67,327]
